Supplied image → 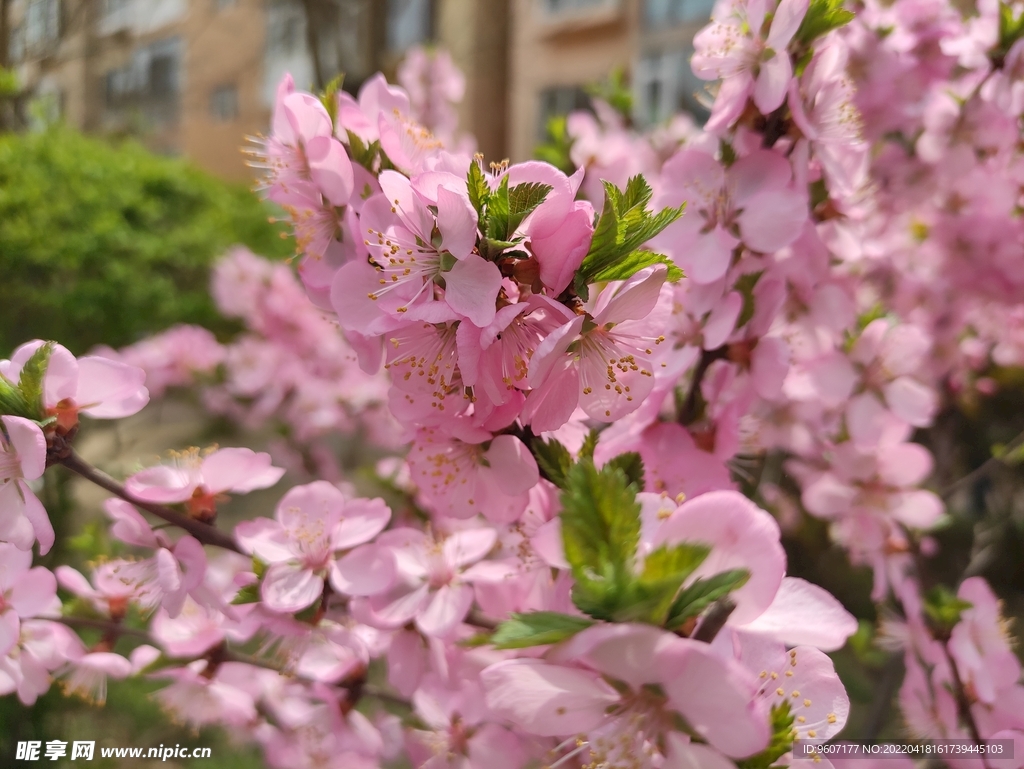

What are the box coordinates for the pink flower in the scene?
[58,647,132,705]
[125,446,284,521]
[651,150,807,284]
[0,544,59,656]
[353,527,505,639]
[529,200,596,295]
[523,265,671,432]
[407,428,539,522]
[235,481,395,612]
[0,416,51,553]
[949,578,1021,706]
[693,0,809,129]
[2,341,149,433]
[483,623,771,761]
[332,170,501,330]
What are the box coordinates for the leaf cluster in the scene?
[467,162,553,260]
[736,701,797,769]
[794,0,856,48]
[0,342,52,421]
[574,176,684,299]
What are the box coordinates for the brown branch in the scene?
[692,598,736,643]
[59,451,242,553]
[678,346,728,426]
[55,615,151,641]
[941,642,991,768]
[941,427,1024,499]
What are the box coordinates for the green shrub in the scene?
[0,128,290,354]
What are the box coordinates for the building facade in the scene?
[507,0,713,161]
[7,0,509,180]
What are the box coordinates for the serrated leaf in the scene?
[0,375,33,418]
[736,701,796,769]
[795,0,855,46]
[486,175,511,242]
[580,428,599,460]
[346,130,379,171]
[578,176,685,287]
[617,543,710,625]
[17,342,53,418]
[231,583,262,606]
[508,182,552,235]
[467,159,491,223]
[999,2,1024,59]
[320,73,345,128]
[458,631,495,648]
[734,270,764,330]
[606,452,645,491]
[561,459,642,620]
[532,436,573,489]
[587,250,684,284]
[923,585,972,634]
[666,568,750,629]
[491,611,595,649]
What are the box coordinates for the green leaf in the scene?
[17,341,53,417]
[577,176,685,286]
[346,130,380,171]
[666,568,750,629]
[458,631,495,648]
[561,459,642,620]
[467,159,491,223]
[534,115,576,175]
[508,182,552,235]
[231,583,262,606]
[320,73,345,128]
[0,375,33,418]
[736,701,796,769]
[532,436,574,489]
[486,177,552,242]
[587,249,684,284]
[923,585,972,635]
[580,428,599,460]
[795,0,855,47]
[734,271,764,330]
[617,543,709,625]
[491,611,595,649]
[998,2,1024,60]
[606,452,645,491]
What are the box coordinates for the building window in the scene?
[210,84,239,121]
[267,2,304,54]
[101,0,132,29]
[24,0,61,53]
[103,37,182,123]
[543,0,613,13]
[644,0,715,26]
[537,85,591,139]
[215,0,238,8]
[386,0,433,52]
[633,47,709,126]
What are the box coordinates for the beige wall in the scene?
[181,0,270,182]
[508,0,638,162]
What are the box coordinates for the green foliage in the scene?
[534,115,576,176]
[346,129,382,173]
[575,176,685,298]
[484,176,553,243]
[491,611,595,649]
[923,585,972,635]
[531,435,574,489]
[0,128,291,354]
[320,74,345,127]
[558,458,748,626]
[666,569,750,629]
[736,701,796,769]
[0,67,19,98]
[586,68,633,120]
[795,0,856,47]
[997,2,1024,62]
[605,451,645,490]
[0,341,53,420]
[467,158,491,223]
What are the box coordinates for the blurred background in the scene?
[2,1,1024,768]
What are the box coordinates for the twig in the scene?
[941,427,1024,499]
[941,642,991,768]
[677,347,728,426]
[862,653,903,740]
[60,451,242,553]
[692,598,736,643]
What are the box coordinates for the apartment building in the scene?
[7,0,509,180]
[508,0,713,161]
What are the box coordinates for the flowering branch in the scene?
[59,451,242,553]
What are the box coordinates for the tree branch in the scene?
[677,346,728,426]
[692,598,735,643]
[59,451,242,553]
[941,427,1024,499]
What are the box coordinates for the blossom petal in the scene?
[261,562,324,613]
[444,254,502,327]
[330,544,396,597]
[739,577,857,651]
[416,583,474,637]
